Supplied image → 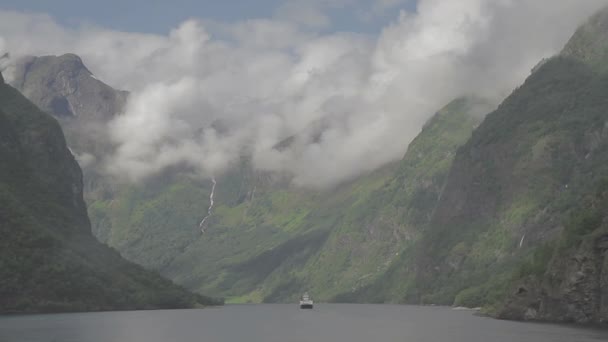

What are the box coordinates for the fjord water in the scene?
[1,305,606,342]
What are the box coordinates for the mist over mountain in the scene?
[1,0,606,187]
[0,71,217,313]
[346,9,608,323]
[3,0,608,327]
[3,49,492,303]
[10,54,127,121]
[9,54,127,171]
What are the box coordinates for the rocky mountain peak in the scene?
[8,53,129,177]
[9,53,127,121]
[51,53,91,75]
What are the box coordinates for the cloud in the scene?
[74,152,97,169]
[0,0,606,188]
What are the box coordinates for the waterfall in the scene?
[199,177,217,233]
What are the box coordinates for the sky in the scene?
[1,0,607,188]
[0,0,417,34]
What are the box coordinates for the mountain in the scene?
[305,97,488,303]
[0,72,219,314]
[88,150,392,302]
[10,54,127,122]
[11,7,608,325]
[9,54,128,199]
[355,8,608,324]
[86,96,487,303]
[8,52,490,304]
[496,9,608,324]
[333,97,490,303]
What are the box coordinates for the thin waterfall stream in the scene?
[199,177,217,233]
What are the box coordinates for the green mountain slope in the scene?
[210,163,399,303]
[188,97,485,303]
[299,97,485,303]
[496,10,608,324]
[88,161,322,302]
[369,11,608,323]
[414,56,608,305]
[0,73,219,314]
[85,97,485,303]
[331,97,489,303]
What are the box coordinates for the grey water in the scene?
[1,304,607,342]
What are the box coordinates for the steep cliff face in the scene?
[9,54,128,199]
[399,9,608,323]
[495,10,608,323]
[0,73,217,314]
[330,97,489,303]
[0,72,90,235]
[9,54,127,122]
[498,174,608,323]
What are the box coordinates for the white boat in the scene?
[299,292,313,309]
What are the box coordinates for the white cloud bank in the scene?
[0,0,606,187]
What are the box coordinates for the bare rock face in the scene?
[499,232,608,324]
[8,54,129,196]
[497,281,542,320]
[9,54,127,121]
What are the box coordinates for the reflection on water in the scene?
[0,304,606,342]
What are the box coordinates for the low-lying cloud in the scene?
[0,0,606,187]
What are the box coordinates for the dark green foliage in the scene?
[0,79,220,314]
[514,243,555,280]
[561,208,604,249]
[89,174,211,271]
[511,176,608,281]
[453,273,512,308]
[231,229,330,284]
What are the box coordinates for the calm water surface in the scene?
[0,304,607,342]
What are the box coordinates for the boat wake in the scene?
[199,177,217,233]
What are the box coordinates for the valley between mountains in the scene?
[3,5,608,325]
